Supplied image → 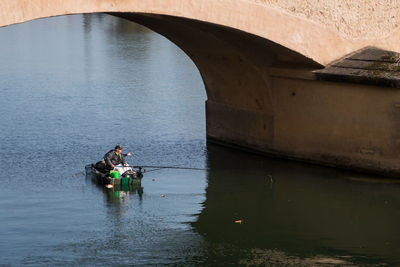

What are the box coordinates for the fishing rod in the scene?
[131,165,209,171]
[144,168,166,173]
[73,164,207,177]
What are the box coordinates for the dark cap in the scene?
[115,145,122,150]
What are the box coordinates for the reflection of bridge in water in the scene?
[2,1,400,176]
[192,144,400,265]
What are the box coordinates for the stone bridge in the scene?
[1,0,400,176]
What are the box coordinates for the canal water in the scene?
[0,14,400,266]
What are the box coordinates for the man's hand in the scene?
[124,163,128,167]
[111,164,115,168]
[127,152,133,156]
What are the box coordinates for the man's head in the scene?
[115,145,122,154]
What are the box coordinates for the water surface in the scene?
[0,14,400,266]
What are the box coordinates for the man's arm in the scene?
[104,152,114,167]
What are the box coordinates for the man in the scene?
[96,145,133,172]
[103,145,132,169]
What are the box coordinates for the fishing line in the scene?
[132,165,209,171]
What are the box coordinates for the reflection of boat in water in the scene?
[105,183,144,203]
[85,164,143,186]
[85,164,144,203]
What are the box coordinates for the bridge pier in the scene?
[207,67,400,176]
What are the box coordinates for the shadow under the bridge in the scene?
[192,143,400,265]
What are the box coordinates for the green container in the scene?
[110,170,119,178]
[121,177,130,185]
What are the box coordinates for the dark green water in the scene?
[0,14,400,266]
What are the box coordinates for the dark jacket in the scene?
[103,149,126,166]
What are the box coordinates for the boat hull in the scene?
[85,164,143,185]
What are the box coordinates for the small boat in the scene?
[85,163,143,186]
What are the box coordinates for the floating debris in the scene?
[161,194,165,198]
[152,179,155,181]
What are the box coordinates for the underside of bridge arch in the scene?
[112,13,400,177]
[114,12,320,108]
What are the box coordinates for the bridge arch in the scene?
[0,0,329,141]
[0,0,326,122]
[0,0,370,66]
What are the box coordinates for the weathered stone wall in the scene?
[254,0,400,39]
[255,0,400,40]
